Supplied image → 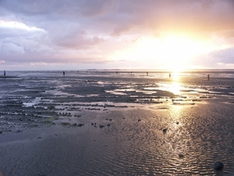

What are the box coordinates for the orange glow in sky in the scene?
[1,0,234,70]
[107,33,231,71]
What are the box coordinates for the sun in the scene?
[107,34,216,71]
[148,34,212,72]
[156,35,207,71]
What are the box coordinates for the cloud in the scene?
[0,21,46,38]
[2,0,234,34]
[47,24,105,49]
[55,34,104,49]
[209,47,234,63]
[1,0,234,69]
[0,0,117,17]
[1,42,24,54]
[0,20,51,57]
[117,0,234,37]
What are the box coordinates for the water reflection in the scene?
[158,71,183,96]
[172,70,180,82]
[171,71,181,95]
[170,82,181,95]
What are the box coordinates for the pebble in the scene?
[214,161,224,170]
[61,122,70,126]
[48,106,55,110]
[179,154,184,158]
[77,123,84,127]
[99,125,105,128]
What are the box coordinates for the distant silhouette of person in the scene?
[63,71,65,76]
[169,73,171,78]
[3,70,6,77]
[208,74,210,80]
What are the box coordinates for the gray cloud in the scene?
[2,0,234,31]
[2,0,234,36]
[1,42,24,54]
[0,0,117,17]
[55,33,104,49]
[1,0,234,69]
[209,47,234,63]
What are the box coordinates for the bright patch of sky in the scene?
[0,0,234,70]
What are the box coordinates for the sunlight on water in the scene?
[157,82,182,96]
[157,71,183,95]
[171,71,181,95]
[170,82,181,95]
[172,70,180,82]
[171,104,183,117]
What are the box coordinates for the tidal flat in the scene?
[0,70,234,175]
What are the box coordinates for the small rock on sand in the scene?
[179,154,184,158]
[61,122,70,126]
[214,161,224,170]
[77,123,84,127]
[99,125,105,128]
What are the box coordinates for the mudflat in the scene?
[0,70,234,175]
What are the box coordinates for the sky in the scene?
[1,0,234,70]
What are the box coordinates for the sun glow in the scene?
[108,34,223,71]
[157,36,204,69]
[140,35,213,71]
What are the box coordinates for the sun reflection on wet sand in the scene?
[170,82,181,95]
[167,105,194,171]
[159,70,183,96]
[171,70,180,82]
[170,105,183,119]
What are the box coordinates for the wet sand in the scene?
[1,100,234,175]
[0,71,234,175]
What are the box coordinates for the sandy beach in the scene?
[0,70,234,175]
